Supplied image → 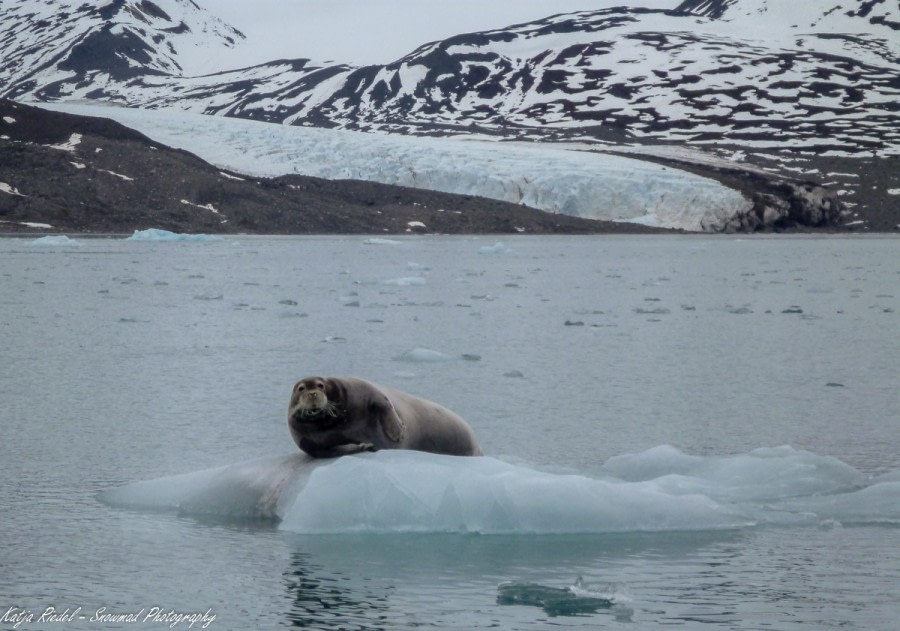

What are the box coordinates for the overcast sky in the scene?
[204,1,669,68]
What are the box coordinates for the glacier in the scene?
[97,446,900,534]
[39,103,752,232]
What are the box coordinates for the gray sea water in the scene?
[1,234,898,630]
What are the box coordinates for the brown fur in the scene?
[288,376,483,458]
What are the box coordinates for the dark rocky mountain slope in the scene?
[0,100,662,234]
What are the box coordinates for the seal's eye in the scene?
[317,383,325,391]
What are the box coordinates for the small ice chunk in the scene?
[394,347,453,362]
[479,242,508,255]
[497,580,613,616]
[384,276,426,286]
[363,238,402,245]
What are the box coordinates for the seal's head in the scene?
[289,376,340,422]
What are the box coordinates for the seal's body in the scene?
[288,376,482,458]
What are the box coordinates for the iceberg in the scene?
[98,446,900,535]
[278,452,748,534]
[478,242,508,255]
[98,454,317,520]
[126,228,223,242]
[362,238,402,245]
[27,235,82,247]
[601,445,866,502]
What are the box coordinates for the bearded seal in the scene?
[287,376,483,458]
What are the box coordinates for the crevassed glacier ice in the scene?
[98,446,900,534]
[40,103,752,232]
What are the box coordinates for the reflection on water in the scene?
[272,527,900,629]
[283,550,392,630]
[278,532,744,628]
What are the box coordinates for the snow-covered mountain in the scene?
[1,0,897,155]
[0,0,243,94]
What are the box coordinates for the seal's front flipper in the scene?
[303,441,375,458]
[333,442,375,456]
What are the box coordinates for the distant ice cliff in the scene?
[41,103,753,232]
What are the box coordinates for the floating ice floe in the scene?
[497,579,615,617]
[383,276,426,286]
[363,237,402,245]
[478,242,508,255]
[126,228,223,242]
[27,235,82,247]
[393,347,454,362]
[97,445,900,534]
